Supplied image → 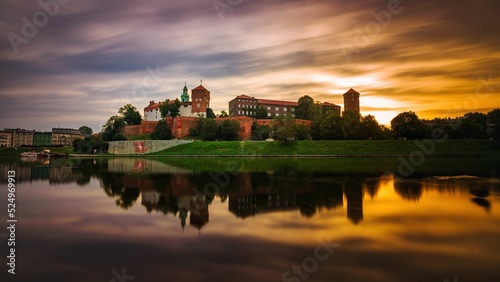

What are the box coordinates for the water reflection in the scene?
[1,157,500,282]
[2,158,499,229]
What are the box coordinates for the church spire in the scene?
[181,82,189,102]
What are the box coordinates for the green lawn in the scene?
[152,139,500,156]
[0,146,75,157]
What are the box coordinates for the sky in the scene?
[0,0,499,132]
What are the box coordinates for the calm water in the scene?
[0,157,499,282]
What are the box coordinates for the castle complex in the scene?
[144,82,211,121]
[136,84,361,140]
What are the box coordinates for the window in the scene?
[267,113,271,117]
[284,108,287,112]
[276,107,279,111]
[276,113,279,117]
[292,108,295,112]
[197,103,200,107]
[267,107,271,110]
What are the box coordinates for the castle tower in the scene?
[343,88,360,115]
[191,83,210,115]
[181,82,190,102]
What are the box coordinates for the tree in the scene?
[342,111,362,139]
[79,126,93,137]
[220,119,240,141]
[488,108,500,139]
[118,104,142,125]
[461,112,488,138]
[189,114,206,138]
[273,115,296,143]
[159,99,181,120]
[102,115,126,141]
[320,114,346,140]
[390,112,430,139]
[112,133,127,141]
[360,115,383,139]
[206,108,216,119]
[255,106,268,119]
[150,119,172,140]
[294,123,311,140]
[251,123,272,140]
[296,95,315,120]
[202,119,218,141]
[219,110,229,118]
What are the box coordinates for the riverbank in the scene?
[150,139,500,156]
[2,140,500,158]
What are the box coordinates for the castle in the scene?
[144,82,211,121]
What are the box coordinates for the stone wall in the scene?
[108,140,193,155]
[123,116,311,141]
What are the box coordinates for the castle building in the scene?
[144,83,211,121]
[229,95,341,118]
[343,88,360,115]
[51,128,83,146]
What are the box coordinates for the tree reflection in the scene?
[394,180,423,201]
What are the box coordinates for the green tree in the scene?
[118,104,142,125]
[79,126,93,137]
[150,119,172,140]
[189,114,206,138]
[342,111,362,140]
[251,123,272,140]
[112,133,127,141]
[160,99,181,120]
[273,115,296,143]
[219,110,229,118]
[102,115,126,141]
[296,95,315,120]
[461,112,488,138]
[294,123,311,140]
[206,108,216,119]
[390,112,430,139]
[220,119,240,141]
[321,114,346,140]
[488,108,500,139]
[202,119,218,141]
[360,115,383,139]
[255,106,268,119]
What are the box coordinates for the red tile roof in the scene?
[344,88,360,95]
[236,94,256,99]
[257,99,298,107]
[322,102,340,107]
[192,85,207,91]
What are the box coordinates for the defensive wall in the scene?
[124,116,312,140]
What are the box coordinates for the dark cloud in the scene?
[1,0,500,130]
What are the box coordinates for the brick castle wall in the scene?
[124,117,312,140]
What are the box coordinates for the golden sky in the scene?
[1,0,499,130]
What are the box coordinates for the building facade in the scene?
[343,88,360,115]
[229,95,342,118]
[52,128,83,146]
[191,84,210,115]
[229,95,298,118]
[322,102,341,116]
[0,131,12,148]
[33,132,53,146]
[4,128,34,147]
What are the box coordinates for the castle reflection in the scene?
[1,157,499,231]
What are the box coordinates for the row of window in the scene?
[236,110,295,118]
[237,99,256,103]
[236,104,295,112]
